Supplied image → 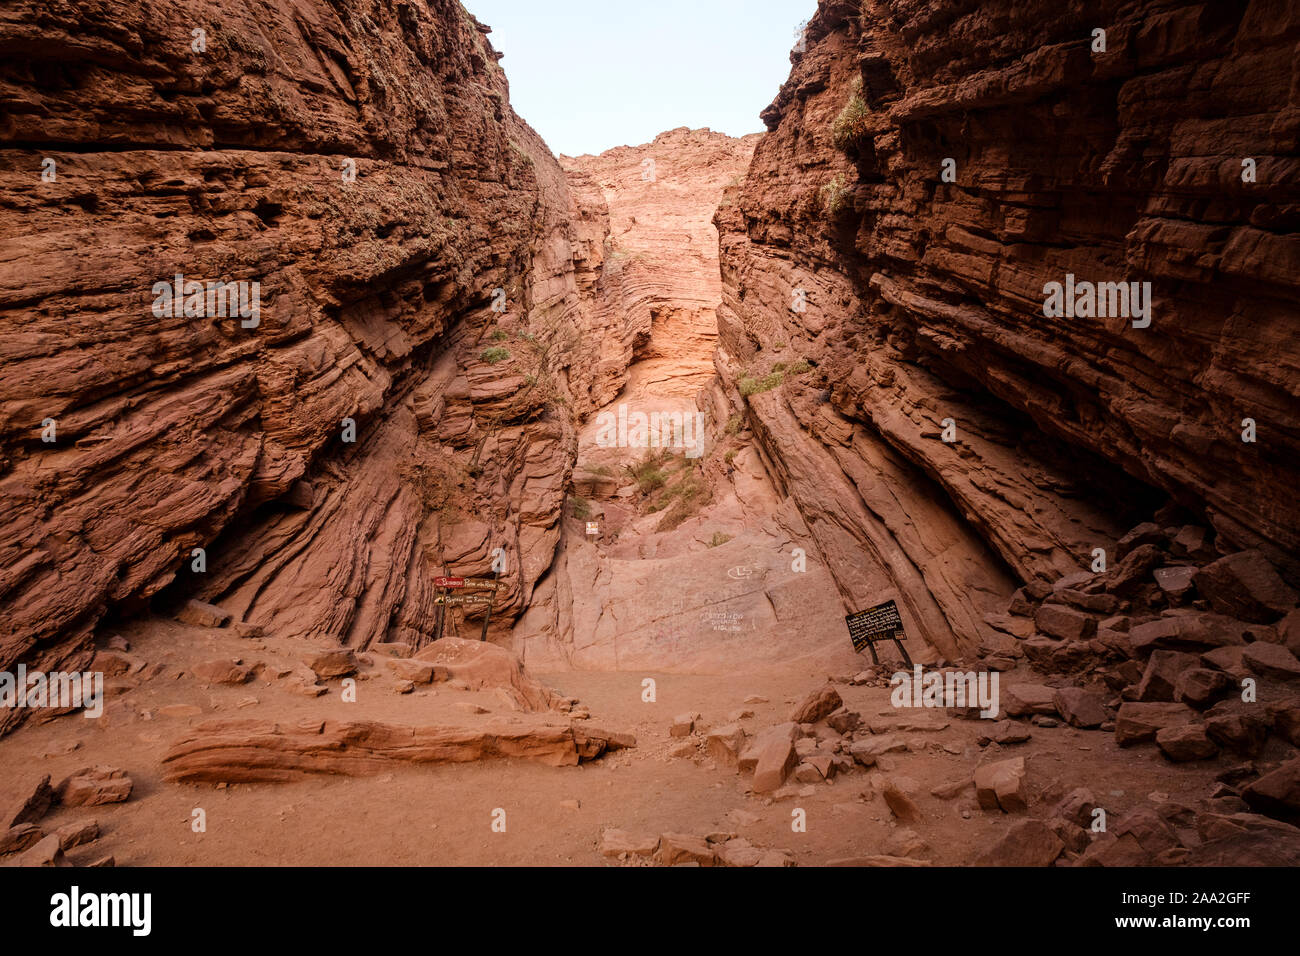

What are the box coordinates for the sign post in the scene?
[844,599,913,667]
[432,573,503,642]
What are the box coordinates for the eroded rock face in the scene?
[0,0,641,734]
[562,129,760,402]
[713,1,1300,660]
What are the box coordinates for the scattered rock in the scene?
[1243,642,1300,681]
[55,767,133,808]
[1114,702,1198,746]
[1156,724,1218,762]
[669,713,698,737]
[974,757,1028,813]
[1053,687,1108,728]
[3,775,54,828]
[192,659,254,686]
[0,823,43,856]
[175,599,231,628]
[879,779,923,822]
[790,685,842,724]
[655,832,716,867]
[305,649,358,680]
[1194,550,1298,623]
[978,819,1064,866]
[386,659,436,684]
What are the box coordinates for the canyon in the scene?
[1,0,1299,868]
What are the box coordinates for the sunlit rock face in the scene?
[713,0,1300,659]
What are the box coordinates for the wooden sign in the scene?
[435,593,494,607]
[585,522,599,536]
[433,576,506,591]
[845,599,912,667]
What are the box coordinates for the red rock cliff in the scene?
[714,0,1300,659]
[0,0,632,732]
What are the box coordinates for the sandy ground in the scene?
[1,624,1228,866]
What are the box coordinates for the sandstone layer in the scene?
[0,0,645,735]
[714,0,1300,660]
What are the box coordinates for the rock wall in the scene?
[714,0,1300,660]
[563,128,760,398]
[0,0,634,733]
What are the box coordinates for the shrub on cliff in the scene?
[819,174,852,217]
[740,371,785,396]
[831,77,870,151]
[480,346,510,364]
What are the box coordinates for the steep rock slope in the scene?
[715,0,1300,660]
[0,0,630,732]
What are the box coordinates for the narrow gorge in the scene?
[1,0,1298,870]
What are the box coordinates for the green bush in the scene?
[819,173,852,217]
[787,359,812,375]
[709,532,733,548]
[480,346,510,364]
[569,494,591,521]
[739,371,785,397]
[831,77,870,151]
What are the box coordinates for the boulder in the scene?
[1243,642,1300,681]
[0,823,43,856]
[752,734,799,794]
[704,724,747,766]
[9,834,67,867]
[1002,683,1059,717]
[655,833,716,867]
[1053,687,1108,728]
[826,708,861,734]
[1156,724,1218,761]
[1114,702,1198,746]
[790,685,842,723]
[386,659,436,684]
[3,775,54,828]
[599,829,659,858]
[1035,604,1097,642]
[55,767,133,807]
[974,756,1028,813]
[978,819,1064,866]
[175,599,231,628]
[1173,668,1233,708]
[879,779,923,822]
[1134,650,1201,701]
[1153,566,1197,600]
[305,649,358,680]
[1194,550,1297,623]
[1242,759,1300,822]
[1130,613,1247,654]
[192,659,254,685]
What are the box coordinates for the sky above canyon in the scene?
[463,0,819,156]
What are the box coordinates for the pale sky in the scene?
[462,0,819,157]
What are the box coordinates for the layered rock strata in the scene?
[0,0,635,734]
[714,0,1300,660]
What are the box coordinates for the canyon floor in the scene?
[0,618,1228,867]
